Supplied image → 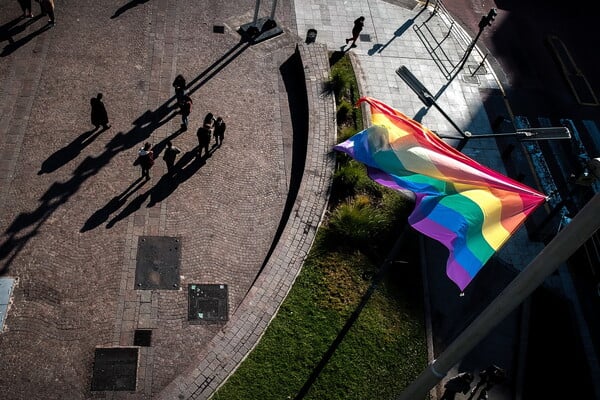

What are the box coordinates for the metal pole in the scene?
[424,95,467,139]
[456,27,483,74]
[470,53,489,77]
[253,0,260,24]
[270,0,278,20]
[395,193,600,400]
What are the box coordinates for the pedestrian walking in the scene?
[90,93,110,130]
[137,142,154,180]
[345,16,365,47]
[162,141,181,174]
[179,94,192,131]
[213,117,226,147]
[440,372,473,400]
[38,0,55,25]
[172,74,186,102]
[196,125,211,158]
[203,112,215,130]
[18,0,33,18]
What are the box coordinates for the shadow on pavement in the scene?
[81,177,148,232]
[369,18,415,56]
[247,47,309,289]
[38,128,106,175]
[187,40,250,96]
[0,40,249,277]
[105,147,211,229]
[110,0,150,20]
[1,16,50,57]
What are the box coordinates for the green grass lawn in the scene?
[212,233,427,400]
[211,52,427,400]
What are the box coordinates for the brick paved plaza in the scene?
[0,1,338,399]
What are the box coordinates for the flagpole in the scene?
[395,193,600,400]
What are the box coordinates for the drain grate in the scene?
[462,74,480,85]
[468,64,487,75]
[213,25,225,33]
[359,33,371,42]
[188,284,228,323]
[134,329,152,347]
[135,236,181,290]
[91,347,138,391]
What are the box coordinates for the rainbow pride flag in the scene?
[334,97,547,290]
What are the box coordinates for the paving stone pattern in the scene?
[0,1,333,399]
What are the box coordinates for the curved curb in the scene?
[157,42,337,400]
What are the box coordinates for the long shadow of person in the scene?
[147,126,186,164]
[106,149,202,228]
[105,188,151,229]
[0,15,34,44]
[1,42,243,275]
[80,177,147,232]
[146,149,204,207]
[38,127,106,175]
[1,17,50,57]
[110,0,150,19]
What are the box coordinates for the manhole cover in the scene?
[134,329,152,347]
[468,64,487,75]
[462,74,480,85]
[188,284,228,323]
[135,236,181,290]
[91,347,138,391]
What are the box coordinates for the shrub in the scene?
[338,125,358,144]
[324,195,389,249]
[331,160,381,205]
[336,99,353,124]
[329,68,354,102]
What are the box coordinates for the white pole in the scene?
[396,193,600,400]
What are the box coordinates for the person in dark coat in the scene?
[196,126,211,158]
[213,117,226,147]
[172,74,186,102]
[179,95,192,130]
[345,16,365,47]
[38,0,55,25]
[203,112,215,129]
[137,142,154,180]
[19,0,33,18]
[90,93,110,130]
[162,141,181,174]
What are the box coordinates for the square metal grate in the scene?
[133,329,152,347]
[462,74,480,85]
[359,33,371,42]
[91,347,138,391]
[188,284,228,323]
[468,64,487,75]
[135,236,181,290]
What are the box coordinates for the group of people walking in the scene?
[129,74,226,180]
